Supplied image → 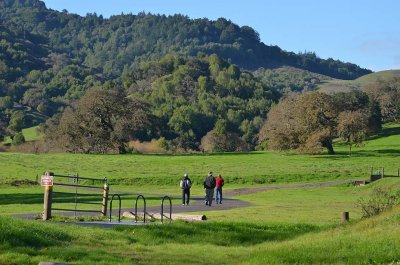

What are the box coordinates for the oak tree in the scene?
[46,89,151,153]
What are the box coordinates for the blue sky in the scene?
[42,0,400,72]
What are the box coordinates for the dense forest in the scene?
[2,0,389,153]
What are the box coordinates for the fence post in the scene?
[43,185,53,220]
[341,212,349,222]
[101,180,109,216]
[382,167,384,178]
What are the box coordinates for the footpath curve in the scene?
[13,179,354,219]
[150,179,354,213]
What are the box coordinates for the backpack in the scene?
[186,179,192,188]
[205,176,216,189]
[210,178,216,189]
[180,179,191,189]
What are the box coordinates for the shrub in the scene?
[128,139,167,154]
[357,188,400,218]
[200,130,249,152]
[12,132,25,145]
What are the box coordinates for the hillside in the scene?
[318,70,400,93]
[0,0,390,153]
[0,0,371,79]
[254,66,333,93]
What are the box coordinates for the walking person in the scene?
[215,174,224,204]
[180,173,192,206]
[203,171,216,206]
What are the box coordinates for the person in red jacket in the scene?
[215,174,224,204]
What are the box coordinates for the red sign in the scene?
[41,175,54,187]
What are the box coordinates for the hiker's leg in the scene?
[186,189,190,205]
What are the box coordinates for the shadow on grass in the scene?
[367,126,400,140]
[0,192,170,206]
[132,151,262,157]
[114,221,320,247]
[314,149,400,160]
[0,193,44,205]
[0,192,106,205]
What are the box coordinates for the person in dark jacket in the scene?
[180,173,192,206]
[203,171,216,206]
[215,174,224,204]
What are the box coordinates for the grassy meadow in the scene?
[0,124,400,264]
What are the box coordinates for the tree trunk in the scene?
[322,139,335,154]
[118,144,127,154]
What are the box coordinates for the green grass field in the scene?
[1,185,400,265]
[2,124,400,186]
[1,124,400,264]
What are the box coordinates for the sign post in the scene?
[101,178,109,216]
[42,172,54,220]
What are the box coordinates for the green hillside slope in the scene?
[0,0,371,80]
[318,69,400,93]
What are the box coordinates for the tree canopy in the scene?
[45,89,151,153]
[259,90,379,154]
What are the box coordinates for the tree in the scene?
[363,78,400,123]
[214,119,228,135]
[46,89,151,154]
[12,132,25,146]
[0,96,13,110]
[0,112,7,141]
[259,92,338,154]
[337,110,369,155]
[168,105,213,149]
[333,90,369,111]
[240,116,264,148]
[8,110,25,133]
[367,100,382,133]
[258,93,299,151]
[200,130,248,152]
[295,92,338,154]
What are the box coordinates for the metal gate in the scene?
[42,172,109,220]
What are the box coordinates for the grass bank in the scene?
[1,202,400,264]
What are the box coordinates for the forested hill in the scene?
[1,0,371,82]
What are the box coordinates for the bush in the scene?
[12,132,25,146]
[200,130,249,152]
[128,139,167,154]
[357,188,400,218]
